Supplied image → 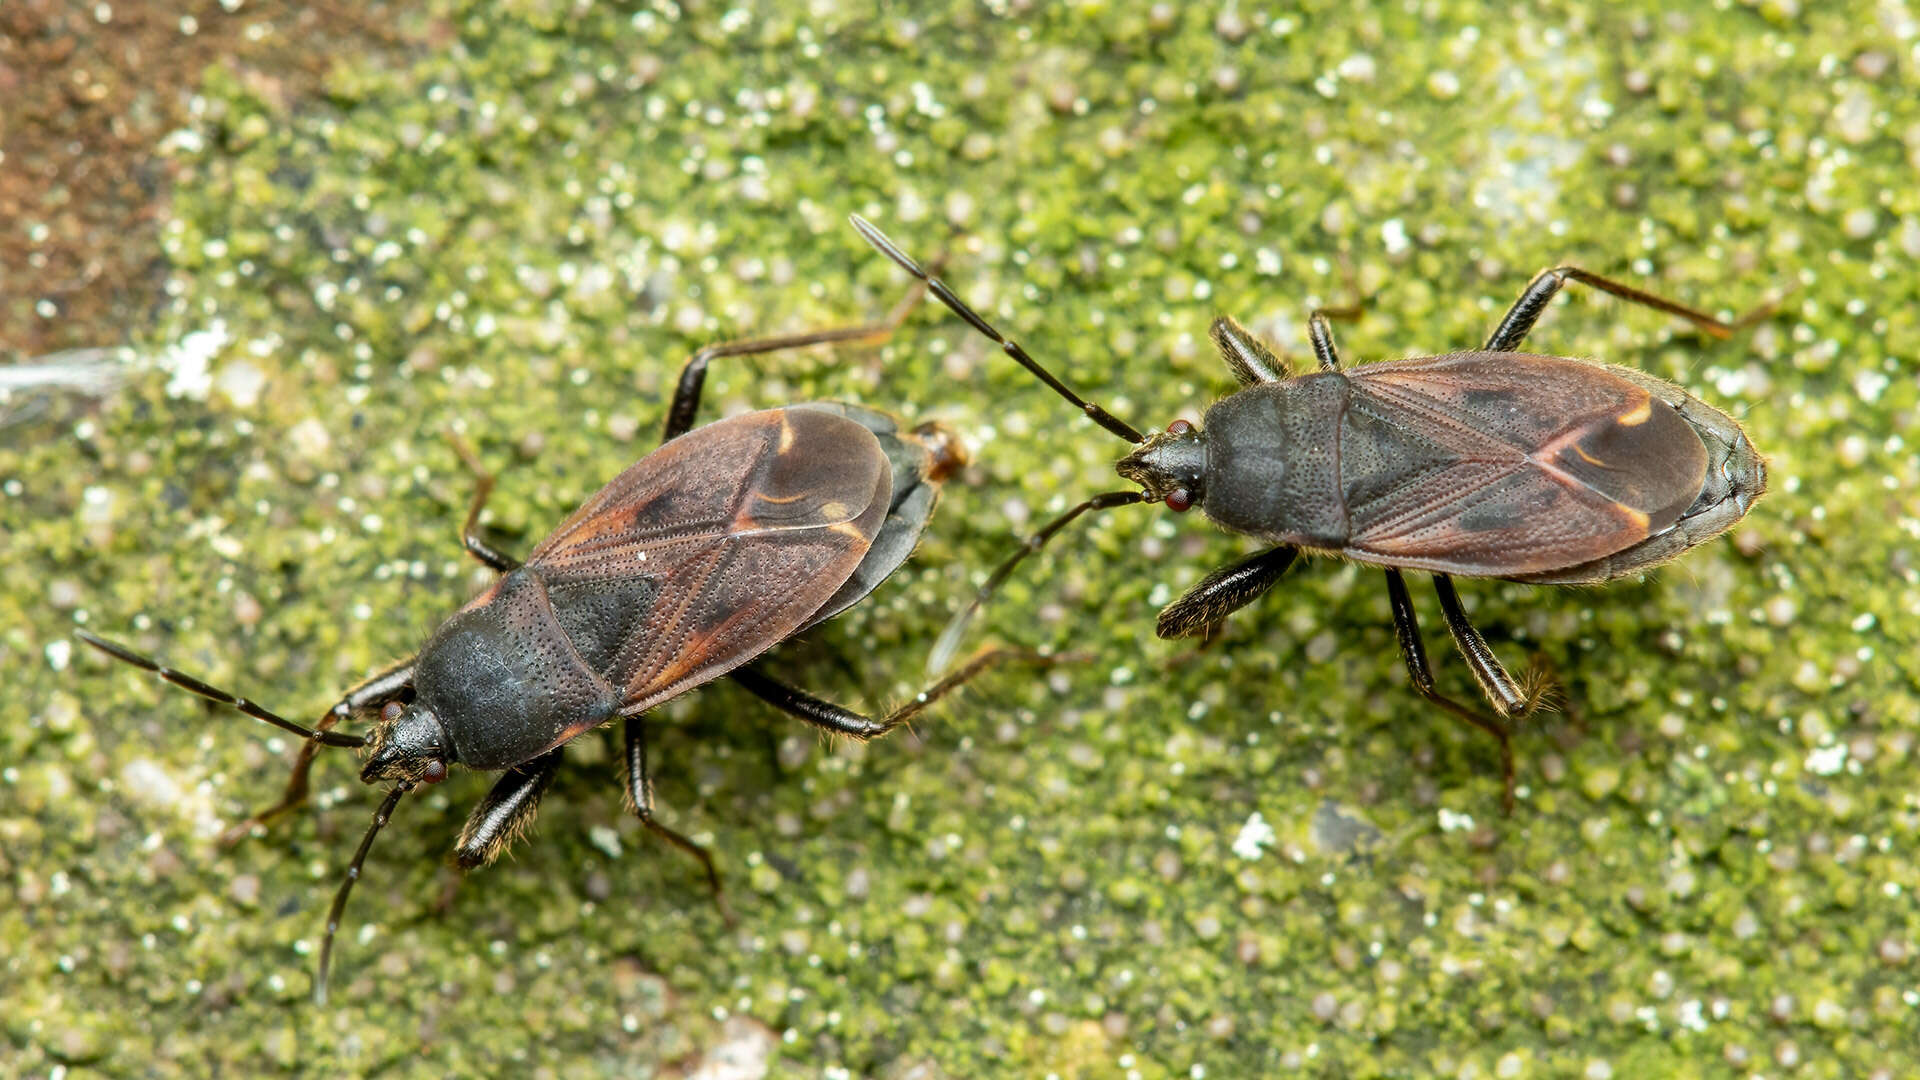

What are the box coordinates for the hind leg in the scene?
[661,278,934,441]
[1483,265,1774,352]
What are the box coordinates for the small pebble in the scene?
[229,873,261,907]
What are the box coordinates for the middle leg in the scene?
[1305,304,1365,372]
[623,714,734,923]
[447,431,521,573]
[1383,569,1517,813]
[1305,251,1369,371]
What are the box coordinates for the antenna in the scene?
[77,631,368,748]
[849,214,1146,444]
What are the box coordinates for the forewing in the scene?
[797,409,941,632]
[526,407,891,716]
[1341,351,1708,577]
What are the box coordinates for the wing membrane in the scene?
[525,407,890,718]
[1341,352,1708,577]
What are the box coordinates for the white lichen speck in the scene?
[1231,812,1276,860]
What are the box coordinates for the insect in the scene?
[78,298,1008,1001]
[851,214,1770,811]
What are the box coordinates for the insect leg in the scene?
[928,489,1147,674]
[623,714,735,923]
[446,431,520,572]
[1429,575,1541,720]
[1209,316,1290,385]
[1211,296,1362,382]
[726,666,893,738]
[1305,250,1367,371]
[660,274,935,443]
[221,659,417,846]
[1154,545,1300,639]
[1382,570,1517,814]
[1305,304,1364,372]
[451,747,565,869]
[728,646,1043,741]
[1483,266,1774,352]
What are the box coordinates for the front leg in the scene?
[454,748,564,868]
[1210,316,1289,385]
[1154,545,1299,639]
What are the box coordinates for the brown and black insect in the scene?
[852,214,1770,811]
[78,303,997,1001]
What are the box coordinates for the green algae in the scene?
[7,1,1920,1076]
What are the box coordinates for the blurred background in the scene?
[4,1,1916,1075]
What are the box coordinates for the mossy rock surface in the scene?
[6,2,1918,1076]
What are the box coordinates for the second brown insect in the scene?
[854,214,1771,812]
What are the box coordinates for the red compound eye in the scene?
[423,759,448,785]
[381,701,404,723]
[1165,488,1193,512]
[1167,418,1194,435]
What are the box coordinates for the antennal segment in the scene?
[314,781,412,1003]
[849,214,1147,444]
[928,490,1147,673]
[77,631,368,748]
